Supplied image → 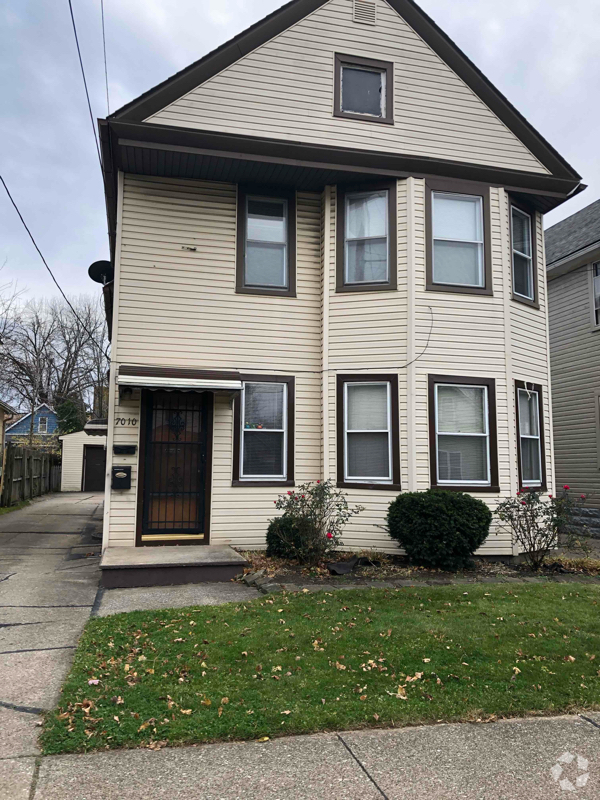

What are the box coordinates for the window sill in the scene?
[426,282,492,297]
[336,283,397,294]
[236,287,296,298]
[337,481,401,491]
[333,109,394,125]
[432,484,501,493]
[512,293,539,309]
[232,479,294,488]
[519,484,547,492]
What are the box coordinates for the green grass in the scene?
[0,499,30,516]
[42,584,600,754]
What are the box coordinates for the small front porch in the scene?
[100,544,248,588]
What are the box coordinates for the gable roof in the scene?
[545,199,600,266]
[5,403,56,433]
[0,399,17,415]
[108,0,580,182]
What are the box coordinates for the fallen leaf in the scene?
[281,710,291,715]
[180,709,193,715]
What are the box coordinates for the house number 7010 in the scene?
[115,418,138,426]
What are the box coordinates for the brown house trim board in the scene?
[107,0,580,183]
[119,365,243,381]
[514,380,547,492]
[336,374,401,491]
[425,178,493,296]
[333,54,394,125]
[428,374,500,493]
[235,185,297,297]
[508,195,540,309]
[335,181,398,293]
[232,374,295,487]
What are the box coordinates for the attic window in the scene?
[38,416,48,434]
[334,54,393,125]
[353,0,377,25]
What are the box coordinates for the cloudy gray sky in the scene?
[1,0,598,299]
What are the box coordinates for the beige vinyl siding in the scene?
[59,431,107,492]
[106,174,322,547]
[549,264,600,506]
[146,0,547,175]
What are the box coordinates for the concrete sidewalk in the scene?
[20,714,600,799]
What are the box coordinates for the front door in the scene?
[139,391,211,545]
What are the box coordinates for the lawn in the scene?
[42,584,600,754]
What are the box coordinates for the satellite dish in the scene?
[88,260,114,285]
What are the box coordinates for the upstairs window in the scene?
[511,205,536,303]
[593,262,600,326]
[236,187,296,297]
[38,416,48,433]
[336,182,397,292]
[334,54,393,124]
[426,180,491,296]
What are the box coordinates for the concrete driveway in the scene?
[0,492,102,797]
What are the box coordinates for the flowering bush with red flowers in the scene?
[266,480,364,565]
[496,486,590,570]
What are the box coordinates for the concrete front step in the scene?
[100,545,248,588]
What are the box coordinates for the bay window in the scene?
[511,204,536,304]
[515,380,545,489]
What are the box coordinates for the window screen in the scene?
[432,192,484,287]
[341,65,384,117]
[344,190,388,284]
[518,388,542,486]
[241,382,286,479]
[435,384,490,484]
[512,207,534,300]
[245,197,287,288]
[344,382,391,481]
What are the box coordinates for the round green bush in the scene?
[386,489,492,570]
[266,516,303,559]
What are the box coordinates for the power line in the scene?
[67,0,102,168]
[100,0,110,115]
[0,174,110,360]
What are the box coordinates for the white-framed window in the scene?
[344,381,392,482]
[341,64,386,118]
[240,382,287,480]
[38,416,48,434]
[432,192,484,287]
[344,189,389,285]
[434,383,491,485]
[511,206,534,301]
[517,387,542,487]
[593,262,600,327]
[244,196,288,289]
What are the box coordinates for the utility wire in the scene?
[100,0,110,115]
[0,174,110,360]
[67,0,102,168]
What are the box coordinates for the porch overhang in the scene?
[117,365,243,396]
[84,419,108,436]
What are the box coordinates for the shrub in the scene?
[266,480,364,566]
[386,489,492,570]
[496,486,590,570]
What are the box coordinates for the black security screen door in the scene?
[141,391,210,544]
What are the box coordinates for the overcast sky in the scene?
[1,0,598,300]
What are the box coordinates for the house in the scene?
[5,403,59,451]
[60,430,107,492]
[546,199,600,532]
[96,0,582,562]
[0,399,17,481]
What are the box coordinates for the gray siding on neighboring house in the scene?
[548,263,600,507]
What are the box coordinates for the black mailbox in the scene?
[111,465,131,490]
[113,444,137,455]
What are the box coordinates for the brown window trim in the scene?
[232,374,295,487]
[336,374,401,490]
[515,380,547,492]
[509,196,539,309]
[428,374,499,492]
[336,181,397,293]
[425,178,493,297]
[236,185,297,297]
[333,54,394,125]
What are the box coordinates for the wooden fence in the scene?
[0,444,61,507]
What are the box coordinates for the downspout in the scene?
[322,186,331,480]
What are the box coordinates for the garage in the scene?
[60,430,107,492]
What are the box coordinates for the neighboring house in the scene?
[546,199,600,529]
[0,399,17,479]
[60,430,107,492]
[5,404,59,451]
[96,0,582,555]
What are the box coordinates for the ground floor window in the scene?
[515,380,546,489]
[232,375,295,486]
[336,374,400,489]
[428,374,499,491]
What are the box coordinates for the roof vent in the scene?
[353,0,377,25]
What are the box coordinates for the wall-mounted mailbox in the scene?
[111,465,131,490]
[113,444,137,455]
